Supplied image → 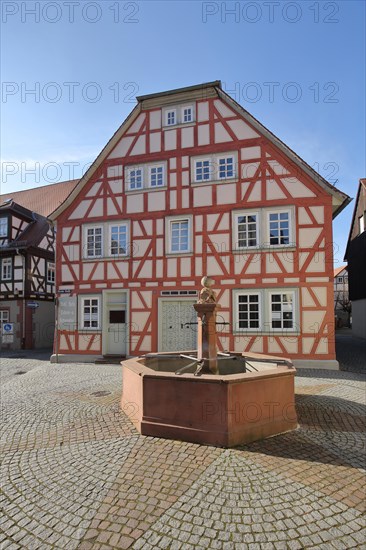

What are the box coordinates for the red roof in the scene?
[0,180,78,217]
[334,265,347,277]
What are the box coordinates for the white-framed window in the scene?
[218,155,235,179]
[1,258,12,280]
[192,152,237,183]
[81,296,100,330]
[47,262,55,283]
[233,289,298,333]
[235,211,259,249]
[195,159,212,182]
[182,106,193,123]
[233,207,294,250]
[171,219,189,253]
[268,211,290,246]
[337,276,343,284]
[235,291,261,331]
[270,292,295,330]
[0,217,8,237]
[125,161,167,192]
[162,105,195,127]
[127,167,143,190]
[110,223,128,256]
[166,109,177,126]
[0,309,9,325]
[166,216,192,254]
[86,226,103,258]
[149,165,164,187]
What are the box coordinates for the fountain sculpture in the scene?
[121,277,298,447]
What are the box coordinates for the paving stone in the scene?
[1,351,365,550]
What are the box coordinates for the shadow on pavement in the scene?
[0,349,52,362]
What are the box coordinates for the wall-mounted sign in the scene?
[58,295,77,330]
[58,289,72,294]
[27,302,39,309]
[2,335,13,343]
[2,323,14,334]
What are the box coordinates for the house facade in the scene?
[333,265,350,327]
[50,81,350,368]
[0,181,77,349]
[344,179,366,339]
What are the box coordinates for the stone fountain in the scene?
[121,277,298,447]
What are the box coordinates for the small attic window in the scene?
[0,217,8,237]
[359,213,365,234]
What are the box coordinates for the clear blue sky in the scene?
[1,0,365,264]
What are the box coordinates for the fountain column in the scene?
[194,302,221,375]
[194,276,221,375]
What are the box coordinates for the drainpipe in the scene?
[49,220,58,363]
[16,248,26,349]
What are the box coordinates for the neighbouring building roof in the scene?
[49,80,351,220]
[0,179,79,218]
[0,200,50,250]
[334,265,347,278]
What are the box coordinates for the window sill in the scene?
[191,178,237,186]
[125,186,168,194]
[166,251,193,257]
[232,246,296,254]
[233,331,300,336]
[163,122,195,130]
[82,256,129,262]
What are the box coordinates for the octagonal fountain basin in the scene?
[121,351,298,448]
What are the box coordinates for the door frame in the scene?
[102,289,129,356]
[158,297,197,352]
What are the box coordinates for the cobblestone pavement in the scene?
[1,354,365,549]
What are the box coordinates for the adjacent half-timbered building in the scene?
[0,180,78,349]
[50,81,350,368]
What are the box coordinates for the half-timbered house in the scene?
[0,180,77,349]
[50,81,350,368]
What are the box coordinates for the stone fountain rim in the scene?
[121,351,296,384]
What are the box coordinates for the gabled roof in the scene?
[344,179,366,260]
[48,80,351,220]
[0,179,78,218]
[334,265,347,277]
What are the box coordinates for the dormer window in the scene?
[0,217,8,237]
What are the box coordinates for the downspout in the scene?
[49,220,58,363]
[16,248,26,349]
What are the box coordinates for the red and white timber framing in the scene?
[50,82,349,367]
